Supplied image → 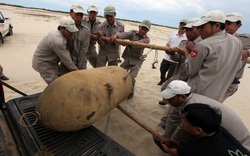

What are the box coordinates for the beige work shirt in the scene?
[235,33,250,78]
[224,33,250,98]
[32,29,78,75]
[171,36,202,81]
[67,24,90,69]
[82,16,101,57]
[97,20,124,61]
[117,30,150,65]
[185,31,242,102]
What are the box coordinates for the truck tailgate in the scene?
[3,93,134,156]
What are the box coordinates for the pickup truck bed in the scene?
[0,92,134,156]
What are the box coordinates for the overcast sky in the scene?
[1,0,249,33]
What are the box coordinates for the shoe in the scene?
[153,136,167,153]
[0,75,9,81]
[127,93,134,99]
[159,100,167,105]
[157,81,164,85]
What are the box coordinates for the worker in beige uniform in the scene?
[154,80,250,152]
[110,20,151,99]
[32,16,79,84]
[96,4,124,67]
[225,12,250,98]
[175,10,242,102]
[59,4,90,75]
[82,4,101,68]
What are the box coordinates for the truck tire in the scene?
[7,26,13,36]
[0,33,4,45]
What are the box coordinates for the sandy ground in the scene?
[1,4,250,156]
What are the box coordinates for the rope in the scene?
[152,50,159,69]
[104,83,113,134]
[145,44,156,55]
[123,73,131,82]
[139,43,158,69]
[19,111,40,128]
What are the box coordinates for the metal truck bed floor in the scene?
[3,93,134,156]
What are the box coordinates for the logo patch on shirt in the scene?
[190,49,198,57]
[144,40,149,44]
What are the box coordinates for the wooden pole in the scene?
[100,36,170,52]
[116,105,165,141]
